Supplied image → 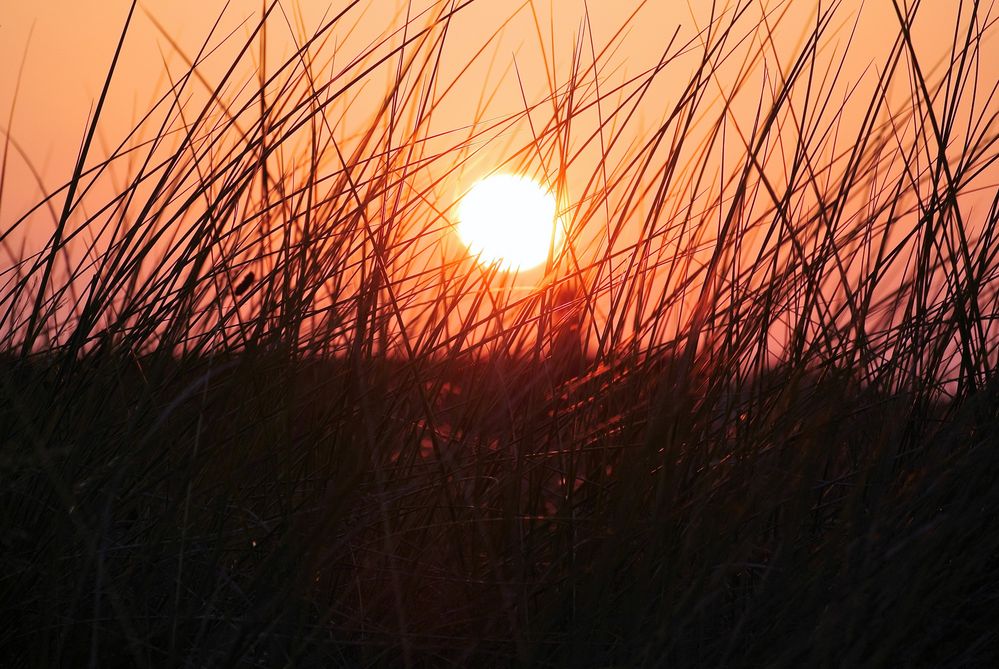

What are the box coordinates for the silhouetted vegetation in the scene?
[2,0,999,666]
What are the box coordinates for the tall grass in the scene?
[2,0,999,665]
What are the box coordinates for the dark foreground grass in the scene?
[3,351,999,666]
[3,0,999,666]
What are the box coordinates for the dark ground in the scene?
[2,350,998,667]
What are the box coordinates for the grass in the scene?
[2,0,999,665]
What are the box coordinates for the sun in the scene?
[456,174,564,271]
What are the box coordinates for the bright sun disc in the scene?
[457,174,563,271]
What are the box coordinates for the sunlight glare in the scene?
[456,174,563,271]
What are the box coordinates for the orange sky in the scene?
[2,1,997,360]
[2,0,986,225]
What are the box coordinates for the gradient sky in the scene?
[2,0,995,359]
[2,1,982,209]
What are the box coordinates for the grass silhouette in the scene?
[2,0,999,665]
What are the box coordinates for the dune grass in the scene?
[2,0,999,665]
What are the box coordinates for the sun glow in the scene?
[456,174,563,271]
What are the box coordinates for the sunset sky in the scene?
[2,0,987,225]
[2,0,996,354]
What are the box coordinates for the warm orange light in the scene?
[456,174,563,271]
